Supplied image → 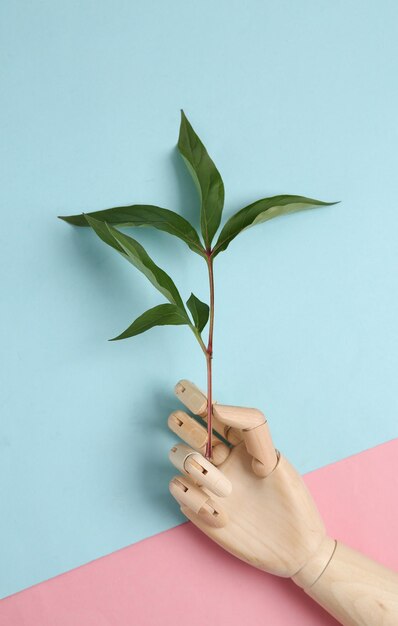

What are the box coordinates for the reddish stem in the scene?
[205,252,215,459]
[205,351,213,459]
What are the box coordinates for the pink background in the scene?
[2,439,397,626]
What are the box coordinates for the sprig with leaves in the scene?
[59,111,336,458]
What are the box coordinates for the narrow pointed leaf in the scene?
[178,110,224,248]
[110,304,189,341]
[85,215,188,313]
[82,215,127,254]
[213,195,338,256]
[186,293,209,333]
[59,205,206,257]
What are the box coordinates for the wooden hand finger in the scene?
[169,475,228,528]
[213,404,278,478]
[169,443,232,497]
[174,380,242,445]
[168,410,230,466]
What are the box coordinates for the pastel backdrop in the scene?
[1,0,397,603]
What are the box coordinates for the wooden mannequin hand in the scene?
[168,380,398,626]
[168,380,334,584]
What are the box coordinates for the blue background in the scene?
[1,0,397,598]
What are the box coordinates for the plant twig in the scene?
[205,252,215,459]
[60,112,336,467]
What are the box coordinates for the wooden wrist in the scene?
[294,541,398,625]
[291,535,337,589]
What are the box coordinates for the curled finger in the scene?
[175,380,242,445]
[169,475,228,528]
[214,404,278,478]
[169,443,232,497]
[168,410,230,466]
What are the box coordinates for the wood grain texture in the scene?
[177,443,328,577]
[168,410,230,465]
[305,542,398,625]
[175,380,243,444]
[171,382,398,625]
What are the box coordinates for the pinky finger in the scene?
[169,475,228,528]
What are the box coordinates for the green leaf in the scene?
[186,293,209,333]
[178,110,225,249]
[82,215,127,254]
[213,195,338,256]
[58,205,206,257]
[110,303,189,341]
[85,215,188,313]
